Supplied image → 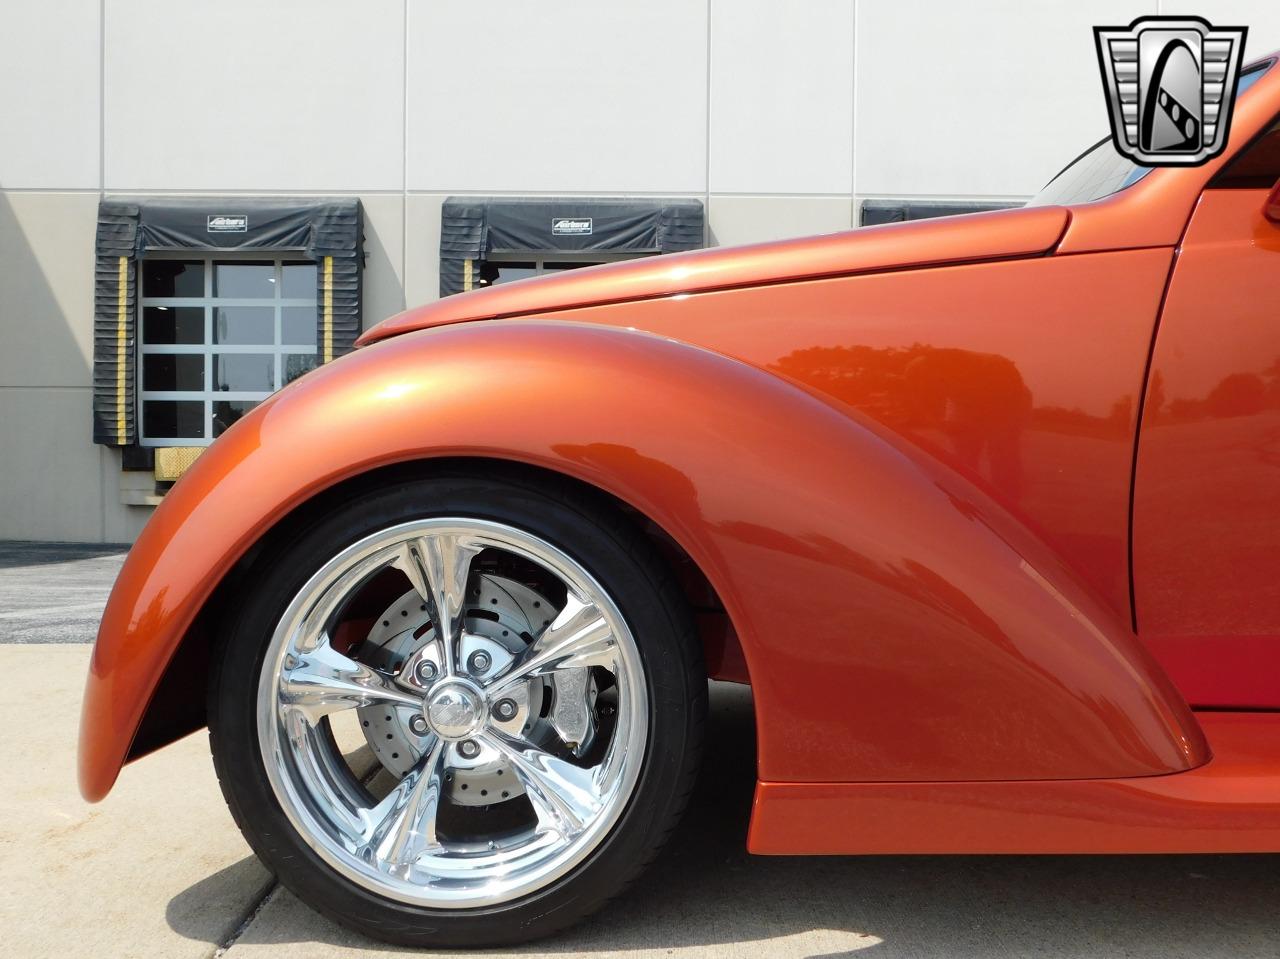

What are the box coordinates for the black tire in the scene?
[208,470,706,947]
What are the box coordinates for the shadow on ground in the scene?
[168,684,1280,958]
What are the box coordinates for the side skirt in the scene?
[748,713,1280,855]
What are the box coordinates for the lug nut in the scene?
[414,660,438,683]
[492,698,518,721]
[409,715,429,736]
[458,740,480,759]
[467,650,492,675]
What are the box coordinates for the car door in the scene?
[1133,120,1280,708]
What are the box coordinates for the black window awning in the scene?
[859,199,1022,226]
[92,196,363,447]
[439,196,704,296]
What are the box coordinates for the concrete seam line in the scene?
[211,880,279,958]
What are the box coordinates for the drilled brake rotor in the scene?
[356,574,574,806]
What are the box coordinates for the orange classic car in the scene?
[80,58,1280,946]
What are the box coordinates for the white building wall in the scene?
[408,1,709,193]
[3,0,1280,542]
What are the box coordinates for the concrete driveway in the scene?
[2,541,1278,958]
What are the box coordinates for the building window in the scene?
[137,256,319,446]
[478,253,650,286]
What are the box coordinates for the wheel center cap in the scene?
[425,682,484,740]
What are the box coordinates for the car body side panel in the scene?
[529,248,1175,622]
[749,712,1280,855]
[1133,189,1280,708]
[80,321,1204,802]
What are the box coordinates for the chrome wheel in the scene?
[257,518,648,908]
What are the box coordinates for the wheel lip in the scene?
[256,516,650,910]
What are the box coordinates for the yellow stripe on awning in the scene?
[322,255,334,363]
[116,256,127,445]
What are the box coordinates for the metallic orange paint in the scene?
[80,57,1280,857]
[748,712,1280,855]
[1134,188,1280,709]
[81,322,1204,802]
[533,247,1173,621]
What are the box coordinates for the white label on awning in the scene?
[551,217,592,236]
[207,215,248,233]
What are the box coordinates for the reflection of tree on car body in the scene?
[773,343,1032,498]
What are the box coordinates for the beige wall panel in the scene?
[0,388,104,542]
[0,192,99,389]
[708,195,852,247]
[404,194,446,310]
[359,194,407,330]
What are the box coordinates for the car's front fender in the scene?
[80,321,1206,801]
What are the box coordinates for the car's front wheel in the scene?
[208,473,705,946]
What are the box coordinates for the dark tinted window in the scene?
[1212,65,1280,188]
[142,261,203,297]
[481,261,537,286]
[1213,126,1280,187]
[214,354,275,392]
[143,400,203,438]
[542,261,603,274]
[142,354,204,391]
[142,306,203,344]
[212,400,257,437]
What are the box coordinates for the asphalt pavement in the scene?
[0,540,130,643]
[2,540,1278,958]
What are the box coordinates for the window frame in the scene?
[136,251,319,447]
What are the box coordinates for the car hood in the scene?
[356,205,1068,347]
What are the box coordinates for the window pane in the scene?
[214,262,274,298]
[284,353,319,384]
[214,353,275,391]
[214,307,274,345]
[281,307,317,346]
[143,400,203,440]
[142,306,204,344]
[212,399,258,437]
[481,261,537,286]
[282,263,317,299]
[143,261,204,298]
[143,354,204,391]
[542,261,603,274]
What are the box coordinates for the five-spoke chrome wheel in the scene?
[257,518,648,908]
